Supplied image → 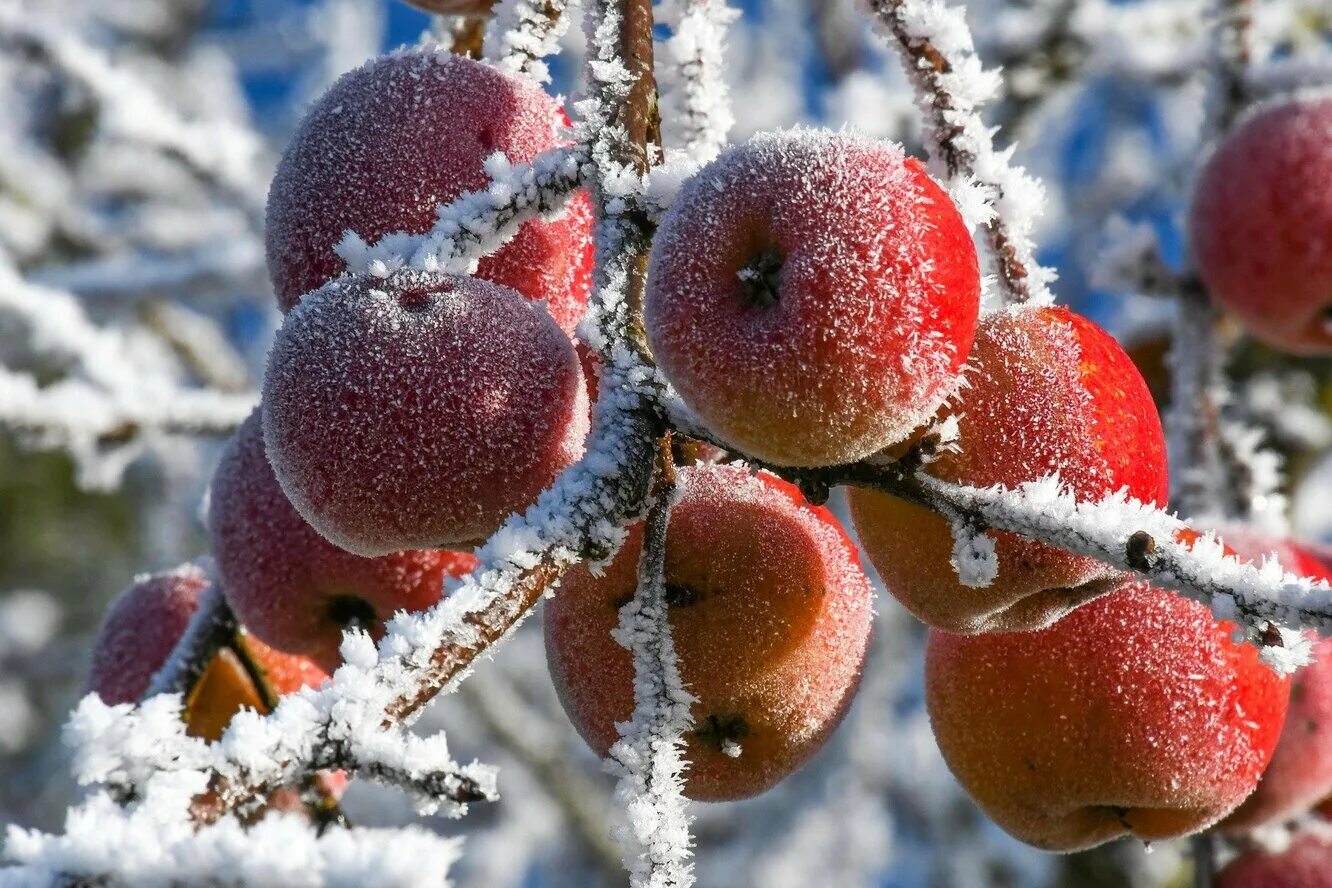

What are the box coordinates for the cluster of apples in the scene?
[81,35,1332,859]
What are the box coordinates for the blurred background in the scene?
[1,0,1330,885]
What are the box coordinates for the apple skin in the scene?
[1217,834,1332,888]
[544,464,874,801]
[646,128,980,467]
[849,305,1169,634]
[210,408,477,673]
[1189,95,1332,355]
[926,580,1290,852]
[86,564,209,706]
[266,49,592,333]
[261,270,588,557]
[1219,533,1332,832]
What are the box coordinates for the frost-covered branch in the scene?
[863,0,1055,306]
[0,259,254,477]
[483,0,572,84]
[336,146,589,278]
[1209,0,1255,134]
[664,404,1332,670]
[657,0,738,162]
[607,437,694,888]
[906,474,1329,670]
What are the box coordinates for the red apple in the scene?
[849,305,1168,633]
[646,129,980,467]
[1221,532,1332,832]
[266,49,592,333]
[1189,95,1332,354]
[1217,834,1332,888]
[926,581,1290,851]
[262,270,588,556]
[545,464,873,800]
[210,409,476,672]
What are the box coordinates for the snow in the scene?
[3,791,463,888]
[948,521,999,588]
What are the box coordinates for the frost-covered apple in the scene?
[544,464,873,801]
[1189,94,1332,354]
[403,0,493,12]
[926,581,1290,852]
[210,410,478,673]
[86,565,329,740]
[263,270,588,556]
[646,128,980,467]
[1217,834,1332,888]
[265,50,592,333]
[849,305,1168,633]
[1220,534,1332,832]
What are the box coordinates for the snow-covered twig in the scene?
[0,368,252,444]
[1208,0,1255,134]
[1165,280,1237,519]
[1245,55,1332,96]
[483,0,573,85]
[336,146,589,278]
[863,0,1055,306]
[908,474,1329,671]
[1239,374,1332,452]
[664,405,1332,668]
[0,259,254,470]
[607,438,694,888]
[657,0,738,162]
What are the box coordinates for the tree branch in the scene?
[608,434,695,888]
